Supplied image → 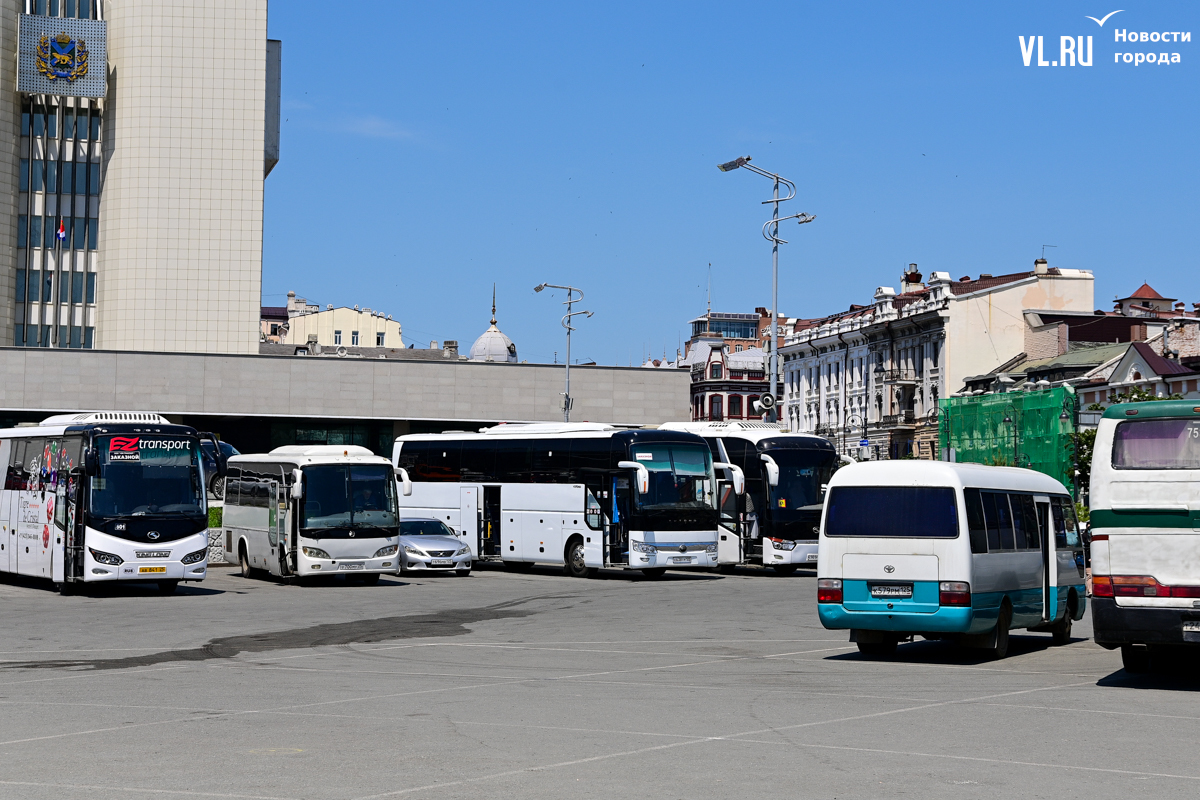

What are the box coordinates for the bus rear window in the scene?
[1113,419,1200,469]
[824,486,959,538]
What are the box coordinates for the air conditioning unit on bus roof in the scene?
[40,411,171,426]
[269,445,377,457]
[480,422,616,435]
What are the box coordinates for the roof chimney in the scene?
[443,340,459,358]
[1034,258,1048,275]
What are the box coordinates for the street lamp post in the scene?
[534,283,593,422]
[1001,403,1021,467]
[845,413,868,460]
[718,156,815,423]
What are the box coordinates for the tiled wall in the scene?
[0,1,20,339]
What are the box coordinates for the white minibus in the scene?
[1089,401,1200,672]
[394,423,739,577]
[224,446,405,584]
[817,461,1086,659]
[0,412,216,594]
[661,422,840,573]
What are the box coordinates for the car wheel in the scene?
[1121,644,1151,674]
[210,475,226,500]
[158,580,179,595]
[989,605,1011,660]
[773,564,799,576]
[565,538,594,578]
[455,567,471,577]
[359,573,381,585]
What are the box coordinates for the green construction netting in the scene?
[938,387,1078,495]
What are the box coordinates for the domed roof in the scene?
[469,288,518,363]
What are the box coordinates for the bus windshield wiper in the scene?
[348,523,397,534]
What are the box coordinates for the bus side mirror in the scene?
[395,467,412,496]
[83,448,98,477]
[290,469,303,500]
[714,462,745,496]
[617,461,649,494]
[760,454,780,487]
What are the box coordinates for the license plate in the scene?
[806,553,818,562]
[431,559,453,567]
[139,566,166,574]
[339,562,365,571]
[671,556,693,564]
[869,584,913,598]
[1183,621,1200,632]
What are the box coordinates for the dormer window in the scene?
[710,363,723,380]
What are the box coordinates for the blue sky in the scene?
[263,1,1198,366]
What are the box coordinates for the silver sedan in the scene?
[400,518,472,576]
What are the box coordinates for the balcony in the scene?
[880,369,919,385]
[881,411,916,427]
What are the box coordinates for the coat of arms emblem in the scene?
[36,32,88,82]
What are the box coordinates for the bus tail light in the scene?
[817,578,842,604]
[1096,575,1200,598]
[939,581,971,607]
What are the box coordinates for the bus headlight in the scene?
[181,548,208,565]
[769,538,797,551]
[373,545,398,558]
[454,547,470,556]
[404,545,425,556]
[302,547,331,559]
[88,547,123,566]
[632,542,656,554]
[706,544,718,554]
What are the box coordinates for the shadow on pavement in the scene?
[826,633,1061,666]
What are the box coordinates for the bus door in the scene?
[716,474,743,564]
[279,482,295,576]
[0,438,12,572]
[459,487,479,549]
[1035,495,1057,622]
[266,479,284,576]
[482,486,501,558]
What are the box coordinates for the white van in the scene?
[817,461,1086,658]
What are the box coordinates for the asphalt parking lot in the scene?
[0,563,1197,800]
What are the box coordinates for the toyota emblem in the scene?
[678,544,687,553]
[147,531,160,540]
[883,564,895,573]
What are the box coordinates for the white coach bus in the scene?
[224,446,404,584]
[393,423,741,577]
[0,412,216,594]
[817,461,1086,659]
[1089,401,1200,672]
[661,422,840,573]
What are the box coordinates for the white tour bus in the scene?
[393,423,741,577]
[1089,401,1200,672]
[817,461,1086,659]
[0,412,217,594]
[224,446,405,584]
[661,422,840,573]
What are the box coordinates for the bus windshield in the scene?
[302,464,398,531]
[90,434,205,518]
[1113,419,1200,469]
[627,443,716,512]
[764,448,838,519]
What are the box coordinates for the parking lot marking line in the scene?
[0,779,301,799]
[0,713,229,746]
[717,738,1200,782]
[978,701,1200,722]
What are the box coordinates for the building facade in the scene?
[780,261,1094,459]
[3,0,279,354]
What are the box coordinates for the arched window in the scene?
[747,396,759,417]
[728,395,743,418]
[710,395,724,421]
[710,362,723,380]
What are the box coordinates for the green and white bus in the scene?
[1090,400,1200,672]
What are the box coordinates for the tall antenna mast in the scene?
[706,263,712,333]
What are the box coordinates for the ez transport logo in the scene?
[1020,10,1190,67]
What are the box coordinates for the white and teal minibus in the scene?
[817,461,1086,659]
[1089,401,1200,673]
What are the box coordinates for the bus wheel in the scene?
[57,581,74,596]
[1050,602,1074,646]
[989,606,1011,660]
[856,640,896,658]
[716,563,736,575]
[641,568,667,579]
[239,546,254,579]
[158,581,178,595]
[360,573,381,586]
[1121,645,1151,674]
[565,538,593,578]
[773,564,798,576]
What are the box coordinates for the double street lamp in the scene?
[718,156,815,423]
[534,283,593,422]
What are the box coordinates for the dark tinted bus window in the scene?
[1011,493,1029,549]
[824,486,959,538]
[1017,494,1040,550]
[225,466,241,506]
[964,488,988,554]
[493,440,531,482]
[989,492,1015,551]
[981,491,1000,550]
[422,441,460,482]
[459,440,495,482]
[530,443,570,483]
[568,437,611,480]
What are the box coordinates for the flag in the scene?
[56,219,66,242]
